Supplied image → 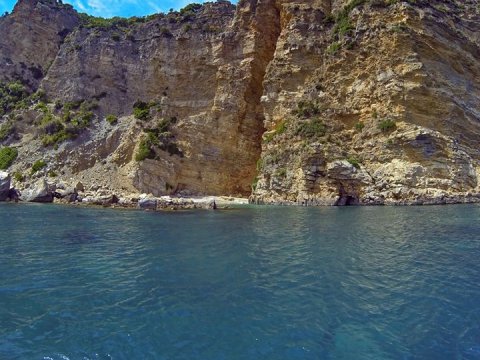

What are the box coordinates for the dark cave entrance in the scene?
[334,185,360,206]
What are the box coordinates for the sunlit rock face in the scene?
[1,0,480,204]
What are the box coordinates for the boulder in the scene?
[56,187,78,202]
[22,179,54,203]
[138,197,157,210]
[0,171,11,201]
[75,181,85,192]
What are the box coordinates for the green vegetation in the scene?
[133,101,152,121]
[106,114,118,125]
[78,13,148,29]
[178,3,202,21]
[40,101,96,147]
[274,168,287,178]
[333,15,354,38]
[378,119,397,133]
[251,176,259,191]
[294,101,321,118]
[0,122,14,141]
[354,122,365,132]
[179,3,202,15]
[0,147,18,170]
[291,100,327,139]
[160,27,173,37]
[264,120,288,143]
[326,0,368,55]
[327,42,341,55]
[295,118,327,138]
[347,156,361,169]
[0,81,28,116]
[13,171,24,182]
[135,116,182,161]
[48,170,58,178]
[135,136,155,161]
[31,159,47,174]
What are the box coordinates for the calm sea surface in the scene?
[0,203,479,359]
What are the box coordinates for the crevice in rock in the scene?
[242,0,283,194]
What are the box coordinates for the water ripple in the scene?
[0,204,479,359]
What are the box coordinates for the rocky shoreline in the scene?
[0,171,249,211]
[2,170,480,211]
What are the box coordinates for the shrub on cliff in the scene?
[378,119,396,133]
[0,122,14,141]
[295,118,326,138]
[106,114,118,125]
[13,171,24,182]
[135,137,155,161]
[294,101,321,118]
[133,101,151,121]
[0,81,28,116]
[347,156,361,169]
[0,147,18,170]
[31,160,47,174]
[180,3,202,15]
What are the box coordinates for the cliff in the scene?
[0,0,479,205]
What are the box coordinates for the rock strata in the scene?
[0,0,479,206]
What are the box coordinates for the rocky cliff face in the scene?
[0,0,79,89]
[0,0,479,205]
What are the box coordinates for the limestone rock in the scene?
[22,179,55,203]
[0,0,480,205]
[0,172,11,201]
[138,197,157,210]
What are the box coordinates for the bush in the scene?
[0,81,28,116]
[31,159,47,174]
[157,116,177,133]
[354,122,365,132]
[135,137,155,161]
[0,122,14,141]
[347,156,361,169]
[133,101,151,121]
[295,118,326,138]
[180,3,202,15]
[41,130,71,147]
[106,114,118,125]
[13,171,24,182]
[160,27,173,37]
[264,120,288,142]
[378,119,396,133]
[327,42,341,54]
[294,101,321,118]
[71,110,94,129]
[0,147,18,169]
[43,120,64,135]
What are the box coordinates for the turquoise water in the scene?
[0,204,479,359]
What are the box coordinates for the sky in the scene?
[0,0,237,18]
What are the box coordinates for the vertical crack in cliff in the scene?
[240,0,283,194]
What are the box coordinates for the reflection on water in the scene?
[0,204,480,359]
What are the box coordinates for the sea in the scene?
[0,203,479,359]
